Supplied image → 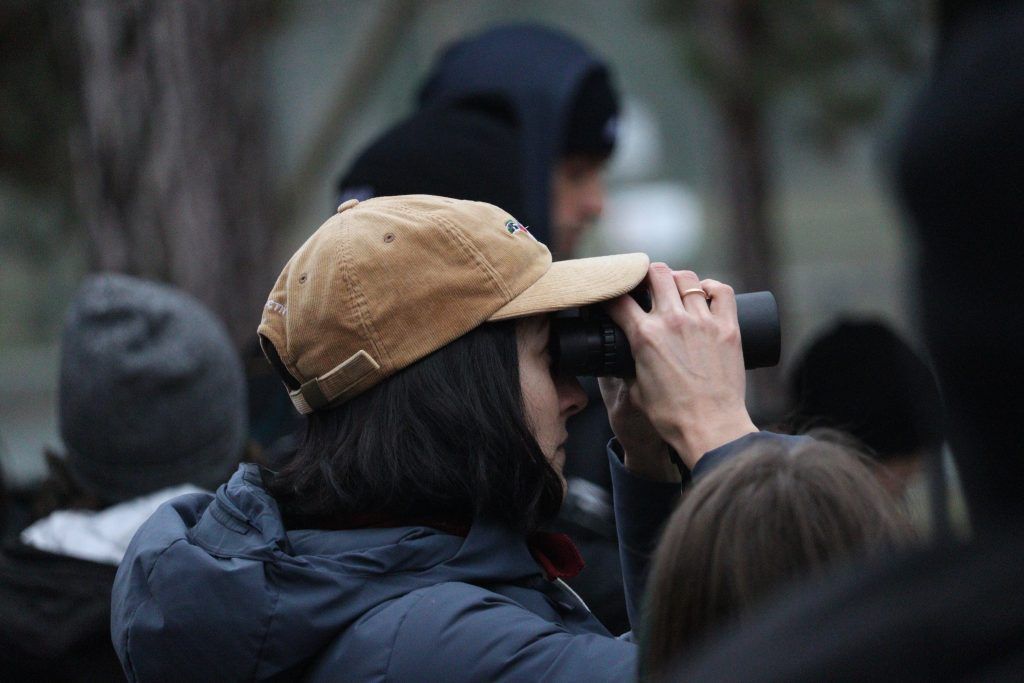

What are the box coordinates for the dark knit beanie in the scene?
[787,319,945,460]
[336,101,525,220]
[58,274,247,503]
[562,67,619,159]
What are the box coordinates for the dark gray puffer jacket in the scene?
[111,434,792,681]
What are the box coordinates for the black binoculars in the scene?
[550,290,780,377]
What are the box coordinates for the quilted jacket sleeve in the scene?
[385,582,637,682]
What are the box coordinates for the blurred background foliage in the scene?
[651,0,930,404]
[1,0,934,484]
[664,0,928,144]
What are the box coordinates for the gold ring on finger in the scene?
[681,287,709,300]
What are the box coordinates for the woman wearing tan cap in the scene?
[110,195,792,681]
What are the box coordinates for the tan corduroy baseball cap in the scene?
[258,194,649,413]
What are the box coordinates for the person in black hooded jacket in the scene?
[418,23,619,260]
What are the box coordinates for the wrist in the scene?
[621,440,682,483]
[665,411,757,470]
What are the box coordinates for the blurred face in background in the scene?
[551,153,607,258]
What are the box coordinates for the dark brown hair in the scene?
[640,434,909,680]
[267,320,565,535]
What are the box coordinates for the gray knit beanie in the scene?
[58,273,247,502]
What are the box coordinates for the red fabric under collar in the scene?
[526,531,586,581]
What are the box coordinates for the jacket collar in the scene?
[193,464,584,582]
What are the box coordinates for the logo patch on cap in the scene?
[505,218,534,240]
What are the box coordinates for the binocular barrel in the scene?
[551,291,781,377]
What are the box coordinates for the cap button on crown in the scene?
[337,198,360,213]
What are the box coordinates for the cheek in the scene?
[550,192,570,223]
[551,175,577,215]
[524,382,565,450]
[539,375,561,415]
[520,365,560,435]
[523,370,558,417]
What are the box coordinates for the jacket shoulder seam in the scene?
[250,561,282,681]
[384,589,431,678]
[122,536,190,681]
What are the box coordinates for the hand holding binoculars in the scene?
[550,289,780,377]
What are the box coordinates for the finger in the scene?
[701,278,737,321]
[604,293,645,337]
[674,270,711,317]
[648,263,686,314]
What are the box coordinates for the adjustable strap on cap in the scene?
[294,378,329,413]
[289,350,380,414]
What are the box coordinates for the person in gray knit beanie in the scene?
[0,273,248,680]
[58,273,247,502]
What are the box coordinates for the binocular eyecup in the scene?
[550,290,780,377]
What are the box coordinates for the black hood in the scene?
[419,23,618,247]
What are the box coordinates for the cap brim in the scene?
[488,253,651,321]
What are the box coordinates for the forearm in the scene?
[616,408,757,477]
[661,409,758,470]
[608,440,681,629]
[621,439,681,483]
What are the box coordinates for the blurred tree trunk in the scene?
[703,1,778,296]
[68,0,276,348]
[701,0,783,415]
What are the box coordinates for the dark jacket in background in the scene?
[336,103,526,222]
[0,542,122,681]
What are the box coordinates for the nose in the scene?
[556,373,588,419]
